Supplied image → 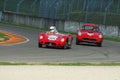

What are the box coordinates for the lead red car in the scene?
[38,32,73,49]
[76,23,103,47]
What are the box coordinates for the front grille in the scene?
[83,38,97,42]
[45,42,56,46]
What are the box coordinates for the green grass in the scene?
[0,62,28,65]
[41,62,120,66]
[0,21,48,31]
[0,21,120,42]
[0,21,70,33]
[0,62,120,66]
[105,37,120,42]
[0,33,9,41]
[0,33,5,37]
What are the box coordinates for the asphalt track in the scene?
[0,24,120,62]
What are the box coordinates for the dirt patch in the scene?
[0,38,5,42]
[0,30,26,45]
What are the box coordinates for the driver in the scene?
[47,26,59,34]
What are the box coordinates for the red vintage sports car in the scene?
[38,32,73,49]
[76,23,103,47]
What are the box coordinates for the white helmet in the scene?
[49,26,55,33]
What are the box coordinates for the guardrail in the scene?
[2,11,120,38]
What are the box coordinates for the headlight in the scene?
[61,38,65,42]
[40,36,43,39]
[78,31,82,36]
[99,34,102,38]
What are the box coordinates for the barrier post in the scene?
[0,11,3,21]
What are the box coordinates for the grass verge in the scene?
[0,33,9,42]
[0,62,120,66]
[104,37,120,42]
[0,21,47,31]
[0,21,120,42]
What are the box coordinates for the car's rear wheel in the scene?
[68,44,72,49]
[38,43,42,48]
[62,41,71,49]
[67,38,73,49]
[61,41,69,49]
[67,43,72,49]
[63,43,68,49]
[97,43,102,47]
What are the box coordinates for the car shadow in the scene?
[77,42,99,47]
[38,46,71,50]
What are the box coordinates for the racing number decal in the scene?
[48,35,57,40]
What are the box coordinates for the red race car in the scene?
[38,32,73,49]
[76,23,103,47]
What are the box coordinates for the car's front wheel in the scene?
[97,43,102,47]
[38,43,42,48]
[76,38,79,45]
[62,42,71,49]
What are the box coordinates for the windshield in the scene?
[82,26,99,31]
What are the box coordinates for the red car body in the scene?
[38,32,73,49]
[76,23,103,47]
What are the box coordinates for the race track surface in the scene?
[0,24,120,62]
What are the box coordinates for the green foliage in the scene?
[0,0,120,26]
[0,0,4,10]
[68,11,120,26]
[5,0,19,11]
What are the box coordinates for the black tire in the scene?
[67,43,71,49]
[76,38,79,45]
[97,43,102,47]
[67,38,73,49]
[62,38,73,49]
[62,42,69,49]
[38,43,42,48]
[62,43,68,49]
[67,45,72,49]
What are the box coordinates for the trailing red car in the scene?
[38,32,73,49]
[76,23,103,47]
